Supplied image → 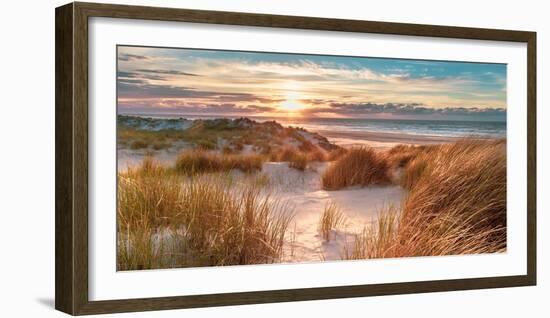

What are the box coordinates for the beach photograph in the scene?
[116,45,507,271]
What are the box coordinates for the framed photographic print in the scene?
[55,2,536,315]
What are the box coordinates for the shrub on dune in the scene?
[221,146,235,155]
[270,146,313,170]
[151,141,170,150]
[119,127,175,151]
[225,153,265,173]
[384,144,428,169]
[129,140,149,150]
[288,152,309,171]
[175,150,218,174]
[321,147,391,190]
[298,140,317,152]
[273,146,299,162]
[307,147,328,162]
[327,147,348,161]
[232,140,245,152]
[174,150,264,174]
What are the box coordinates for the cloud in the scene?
[135,69,201,77]
[118,99,277,115]
[118,71,167,81]
[118,82,281,105]
[118,78,149,85]
[319,102,506,119]
[118,53,149,62]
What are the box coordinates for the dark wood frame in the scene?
[55,1,537,315]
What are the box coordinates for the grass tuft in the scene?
[318,201,346,242]
[321,147,390,190]
[288,152,309,171]
[383,144,428,168]
[342,206,398,259]
[327,148,348,161]
[174,150,264,174]
[307,147,328,162]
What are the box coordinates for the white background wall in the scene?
[0,0,547,316]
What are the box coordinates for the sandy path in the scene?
[261,162,404,263]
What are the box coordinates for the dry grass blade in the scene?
[322,147,391,190]
[342,206,398,260]
[318,201,346,242]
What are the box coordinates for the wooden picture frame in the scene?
[55,2,536,315]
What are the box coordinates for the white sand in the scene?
[117,141,190,171]
[261,162,404,263]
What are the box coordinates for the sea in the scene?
[120,113,506,139]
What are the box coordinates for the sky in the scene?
[117,46,507,121]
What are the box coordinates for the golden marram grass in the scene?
[343,139,506,259]
[117,158,294,270]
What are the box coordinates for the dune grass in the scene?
[269,145,328,171]
[318,201,346,242]
[117,159,183,269]
[342,206,398,259]
[176,176,294,266]
[174,150,265,174]
[321,147,391,190]
[383,144,428,169]
[399,152,430,189]
[307,147,328,162]
[343,139,507,259]
[327,147,348,161]
[288,152,309,171]
[117,159,294,270]
[271,146,299,162]
[118,127,186,151]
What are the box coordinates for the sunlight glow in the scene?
[278,86,306,113]
[279,99,304,112]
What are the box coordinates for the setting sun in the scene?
[278,89,305,112]
[279,99,304,112]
